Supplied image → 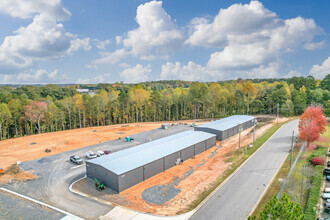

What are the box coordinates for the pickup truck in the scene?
[70,156,83,164]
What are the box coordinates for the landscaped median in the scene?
[178,118,294,214]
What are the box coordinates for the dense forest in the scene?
[0,75,329,140]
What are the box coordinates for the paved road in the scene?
[190,120,299,220]
[2,124,192,219]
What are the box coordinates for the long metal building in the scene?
[194,115,255,141]
[86,130,216,192]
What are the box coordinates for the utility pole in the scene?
[290,131,294,167]
[276,103,279,124]
[238,123,243,151]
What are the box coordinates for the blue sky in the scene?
[0,0,329,84]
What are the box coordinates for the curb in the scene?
[69,175,113,206]
[191,120,292,215]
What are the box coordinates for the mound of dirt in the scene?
[0,169,37,185]
[13,171,36,181]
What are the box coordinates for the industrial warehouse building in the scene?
[86,130,216,192]
[194,115,255,141]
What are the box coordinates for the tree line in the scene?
[0,75,328,140]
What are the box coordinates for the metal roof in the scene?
[88,130,216,175]
[196,115,254,131]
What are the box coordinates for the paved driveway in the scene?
[190,120,299,220]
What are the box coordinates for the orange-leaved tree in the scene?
[298,105,327,146]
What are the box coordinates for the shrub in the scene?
[305,165,323,220]
[311,157,325,165]
[309,146,327,162]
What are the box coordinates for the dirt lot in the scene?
[74,117,288,215]
[0,120,201,169]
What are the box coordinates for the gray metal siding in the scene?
[195,127,219,139]
[165,151,180,170]
[143,158,164,180]
[194,141,206,155]
[181,145,195,161]
[118,167,144,192]
[86,162,119,192]
[206,136,216,149]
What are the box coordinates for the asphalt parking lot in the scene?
[0,190,65,220]
[1,124,192,219]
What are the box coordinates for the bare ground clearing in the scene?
[0,120,201,169]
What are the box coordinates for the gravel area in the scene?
[0,190,64,220]
[142,144,223,205]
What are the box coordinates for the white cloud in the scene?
[0,0,71,20]
[310,56,330,80]
[115,36,122,45]
[77,73,112,84]
[120,64,151,83]
[0,15,90,74]
[283,70,302,78]
[77,78,91,84]
[304,41,325,50]
[67,38,91,55]
[0,69,69,83]
[85,64,98,69]
[94,39,111,50]
[92,49,127,64]
[186,1,322,73]
[119,63,131,68]
[123,1,184,59]
[94,1,184,64]
[160,61,220,81]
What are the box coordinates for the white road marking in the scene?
[0,187,84,220]
[69,164,85,170]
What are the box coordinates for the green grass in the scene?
[314,124,330,147]
[176,119,293,215]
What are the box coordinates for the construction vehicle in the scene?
[0,168,4,175]
[125,136,134,142]
[94,178,105,191]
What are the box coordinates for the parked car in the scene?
[328,161,330,167]
[323,193,330,199]
[97,151,105,157]
[85,151,97,159]
[324,168,330,175]
[70,156,83,164]
[104,150,111,155]
[318,218,330,220]
[325,188,330,193]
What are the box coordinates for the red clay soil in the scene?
[100,118,286,215]
[0,170,37,185]
[0,120,200,169]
